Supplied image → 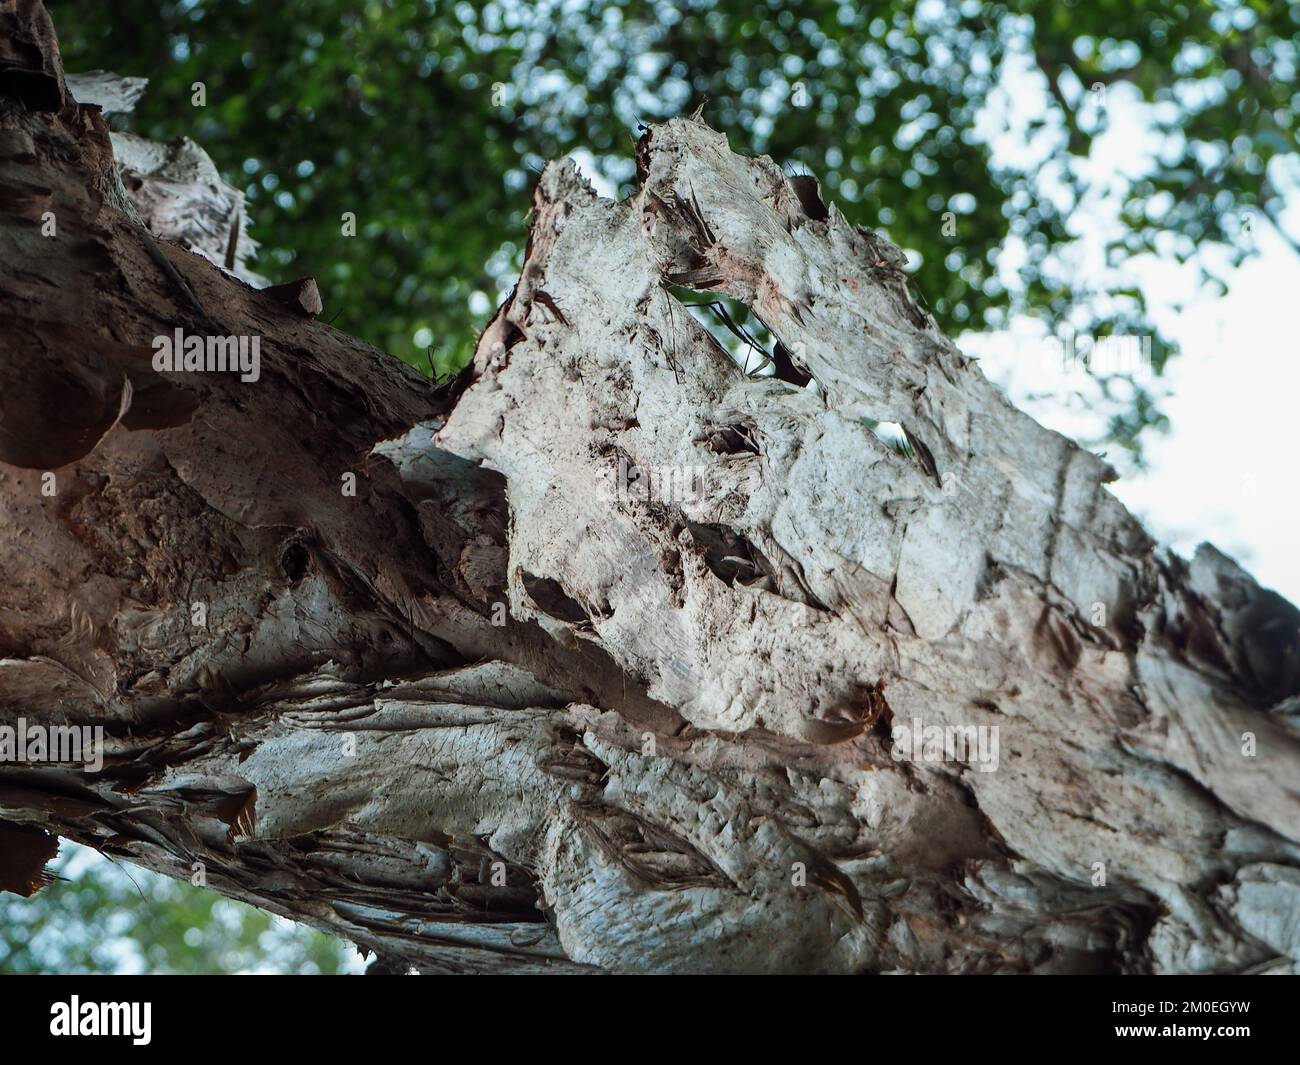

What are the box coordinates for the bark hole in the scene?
[672,290,775,376]
[521,572,593,626]
[697,423,761,456]
[789,173,830,221]
[683,519,775,588]
[279,540,311,583]
[771,339,814,387]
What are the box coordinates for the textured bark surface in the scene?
[3,3,1300,974]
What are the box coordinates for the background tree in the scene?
[0,843,357,973]
[47,0,1300,458]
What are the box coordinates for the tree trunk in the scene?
[3,1,1299,974]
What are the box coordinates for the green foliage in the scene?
[46,3,1292,379]
[47,0,1297,454]
[0,842,361,974]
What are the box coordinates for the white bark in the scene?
[65,71,265,286]
[433,118,1300,973]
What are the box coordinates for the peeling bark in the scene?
[2,5,1299,974]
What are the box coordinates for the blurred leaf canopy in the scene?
[0,843,358,974]
[48,0,1299,457]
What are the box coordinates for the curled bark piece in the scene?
[263,276,324,318]
[0,819,60,896]
[111,128,265,286]
[65,69,147,114]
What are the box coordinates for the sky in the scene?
[1079,223,1298,603]
[970,223,1300,604]
[966,50,1300,604]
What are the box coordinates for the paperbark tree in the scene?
[2,0,1299,974]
